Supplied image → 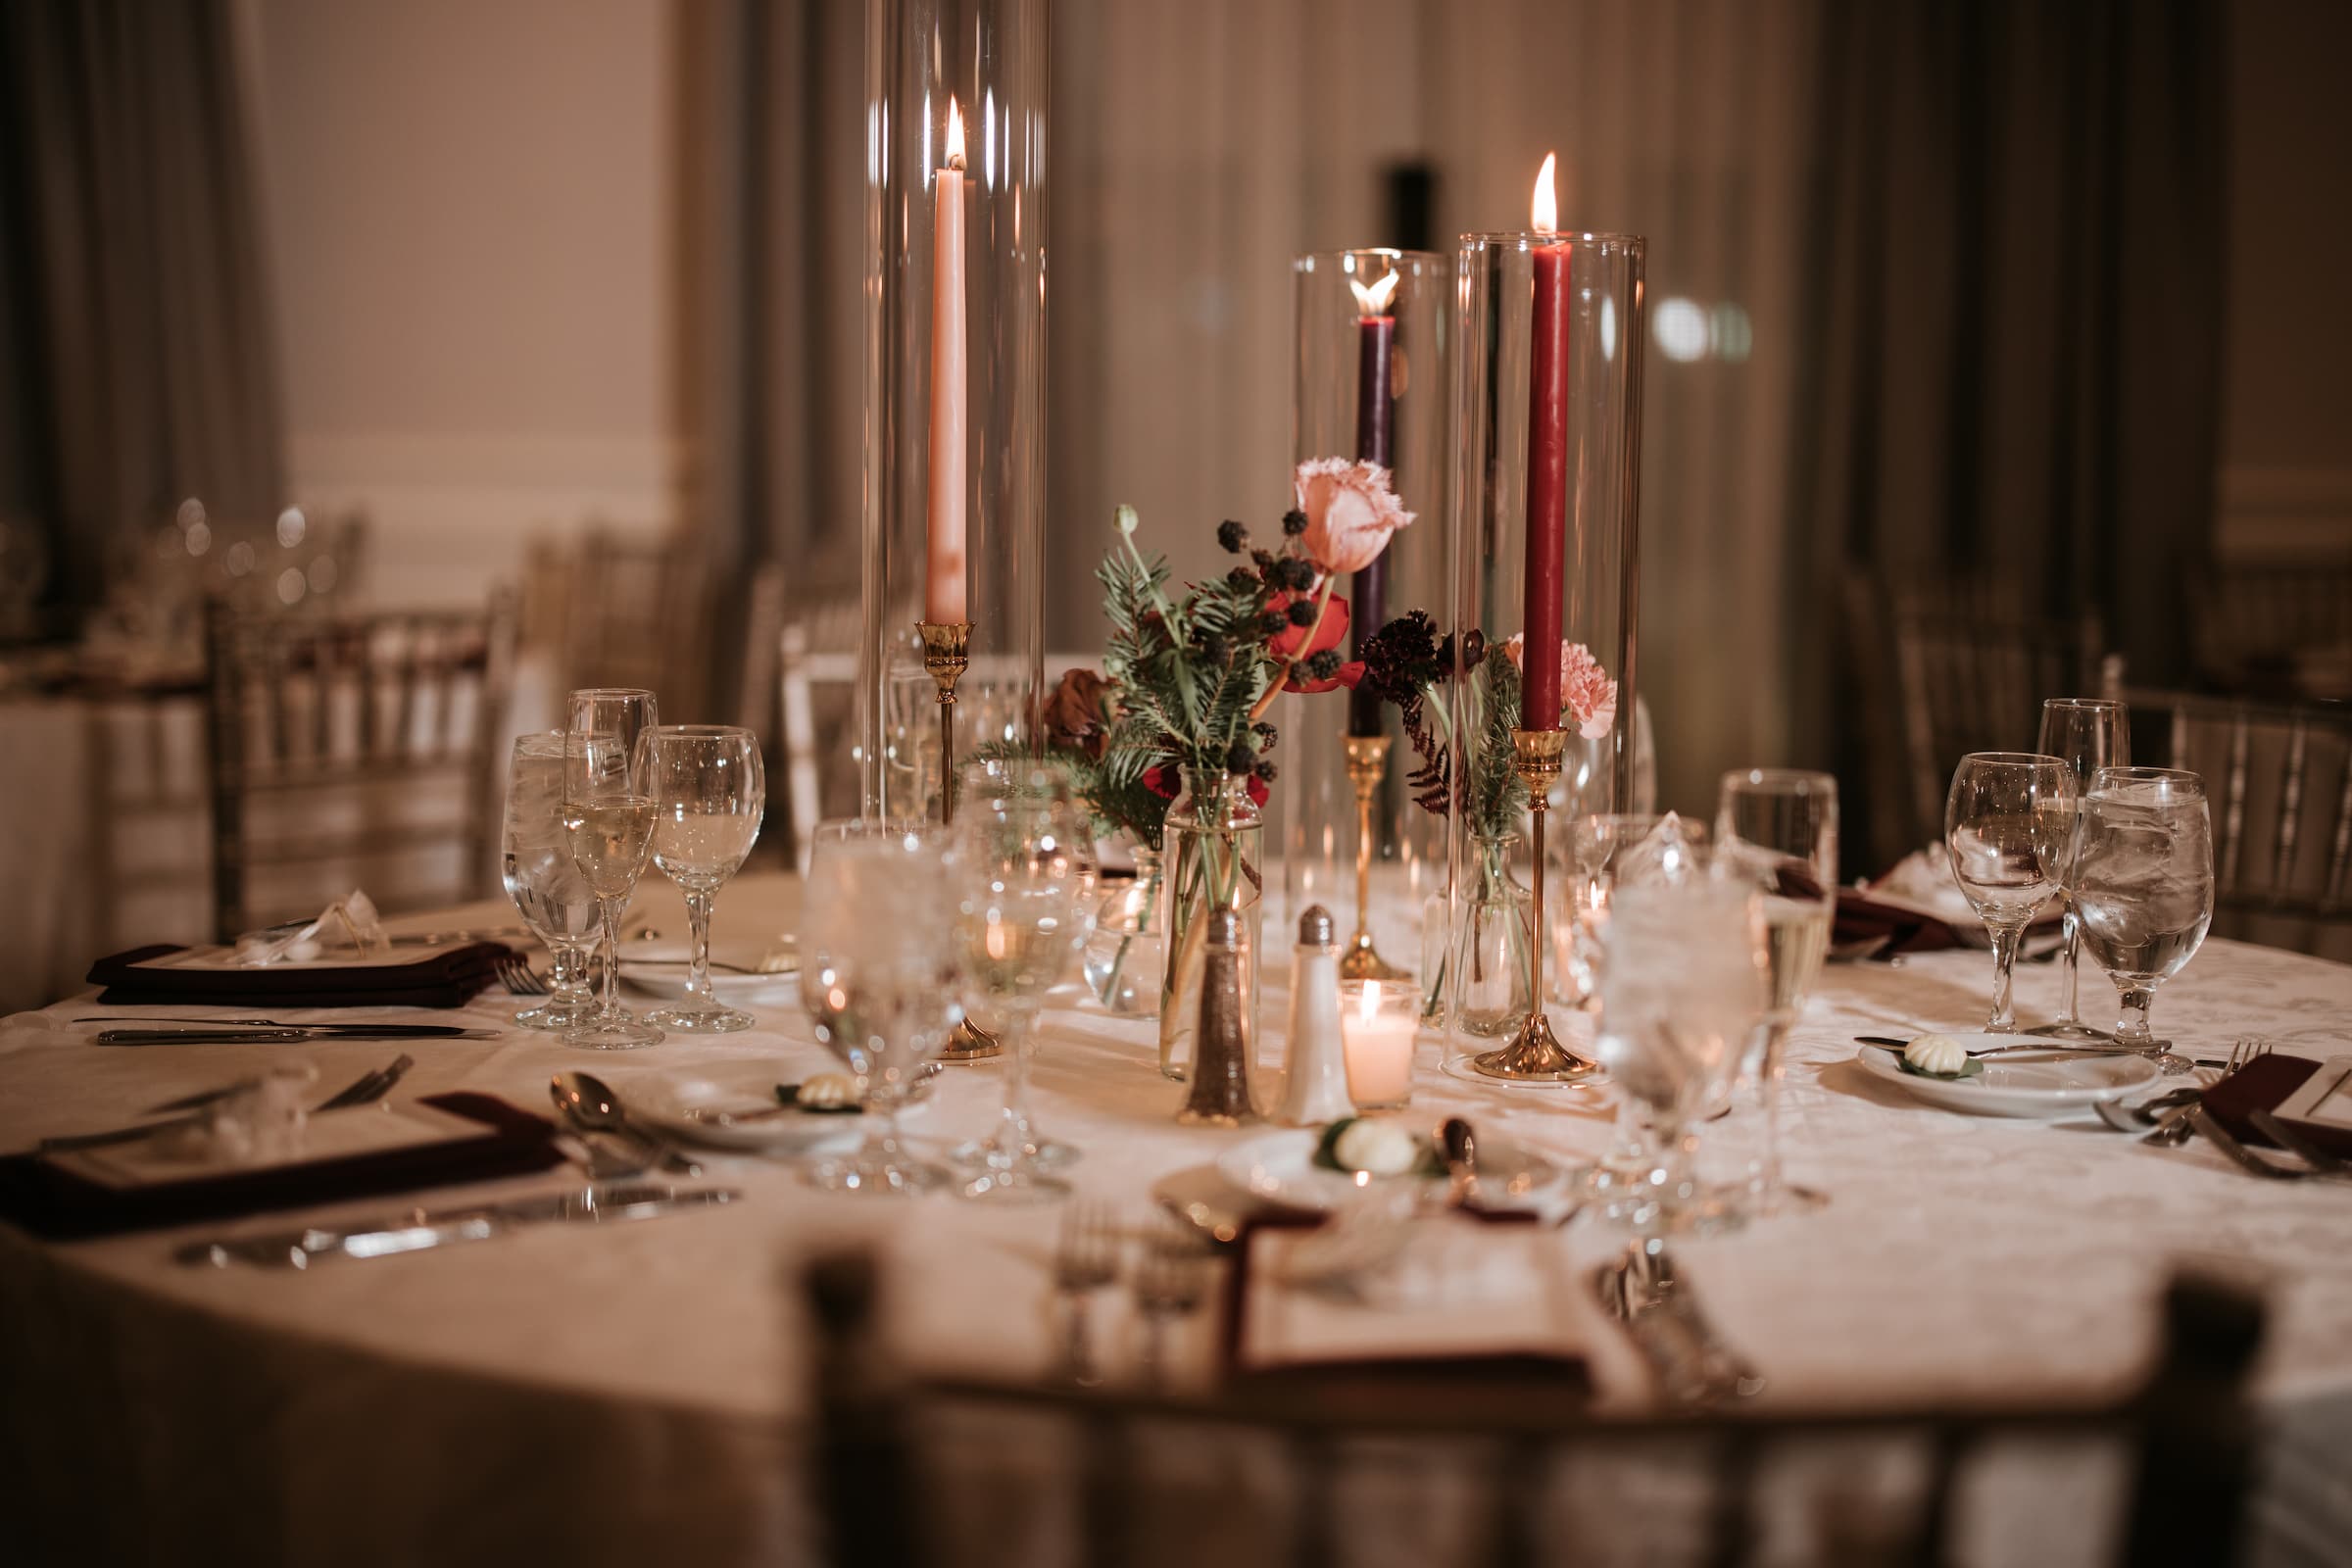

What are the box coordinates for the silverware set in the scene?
[37,1053,418,1154]
[1050,1201,1215,1390]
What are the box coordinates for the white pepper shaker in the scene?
[1274,905,1353,1126]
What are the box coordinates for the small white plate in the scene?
[1214,1126,1561,1213]
[618,940,797,1005]
[1854,1037,2163,1117]
[620,1060,865,1153]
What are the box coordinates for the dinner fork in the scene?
[2188,1107,2320,1182]
[495,956,550,996]
[1053,1200,1120,1388]
[315,1054,416,1111]
[1133,1223,1213,1389]
[2251,1110,2352,1178]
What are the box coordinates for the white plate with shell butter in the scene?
[1856,1034,2163,1117]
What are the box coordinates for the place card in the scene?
[44,1101,489,1192]
[2274,1056,2352,1132]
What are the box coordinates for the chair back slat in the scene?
[2330,757,2352,906]
[2275,717,2309,901]
[2220,712,2249,894]
[1700,1434,1760,1568]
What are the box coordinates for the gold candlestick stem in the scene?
[1471,727,1601,1083]
[919,618,1000,1062]
[1338,733,1411,983]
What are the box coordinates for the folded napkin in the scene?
[87,942,510,1009]
[2199,1053,2352,1160]
[0,1092,565,1242]
[1833,845,2064,960]
[1226,1210,1589,1396]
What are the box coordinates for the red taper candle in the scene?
[1520,154,1569,732]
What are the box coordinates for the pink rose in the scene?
[1501,635,1619,741]
[1294,458,1414,576]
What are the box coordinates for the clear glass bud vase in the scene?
[1084,843,1166,1014]
[1454,832,1533,1038]
[1157,769,1262,1080]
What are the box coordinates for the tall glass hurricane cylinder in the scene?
[859,0,1051,818]
[1443,230,1644,1078]
[1281,249,1450,1012]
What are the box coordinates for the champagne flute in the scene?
[644,725,765,1032]
[1712,769,1836,1215]
[562,691,662,1050]
[500,732,600,1029]
[953,759,1094,1202]
[1944,753,2076,1032]
[2029,698,2131,1041]
[2074,767,2211,1069]
[802,819,961,1195]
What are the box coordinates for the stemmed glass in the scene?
[500,732,601,1029]
[644,725,766,1033]
[561,690,662,1050]
[2073,767,2212,1066]
[801,819,962,1195]
[1592,878,1768,1235]
[1712,769,1837,1215]
[2029,698,2131,1041]
[952,760,1096,1202]
[1944,753,2077,1033]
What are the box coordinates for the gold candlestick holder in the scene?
[1338,733,1412,983]
[919,618,1001,1062]
[1471,727,1601,1083]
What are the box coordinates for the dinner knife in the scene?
[175,1184,741,1268]
[95,1026,495,1046]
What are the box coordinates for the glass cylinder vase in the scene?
[1157,769,1263,1082]
[1278,249,1451,1014]
[858,0,1051,819]
[1083,841,1165,1014]
[1443,228,1644,1080]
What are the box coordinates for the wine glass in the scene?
[2073,767,2212,1067]
[499,732,600,1029]
[952,760,1095,1202]
[802,819,962,1195]
[2030,698,2132,1041]
[1712,769,1837,1215]
[644,725,766,1033]
[1944,753,2076,1032]
[561,691,662,1050]
[1592,878,1767,1235]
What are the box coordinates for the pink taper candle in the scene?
[925,98,969,624]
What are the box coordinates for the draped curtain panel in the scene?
[0,0,285,616]
[1788,0,2227,867]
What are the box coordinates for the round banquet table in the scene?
[3,871,2349,1567]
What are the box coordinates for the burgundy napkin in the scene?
[2198,1054,2352,1159]
[87,943,510,1009]
[0,1092,566,1242]
[1833,888,1967,958]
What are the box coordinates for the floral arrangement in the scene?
[1355,612,1616,842]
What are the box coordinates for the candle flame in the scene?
[1356,980,1383,1023]
[946,97,966,172]
[1532,152,1558,235]
[1348,269,1401,317]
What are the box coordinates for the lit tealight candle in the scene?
[1340,980,1417,1111]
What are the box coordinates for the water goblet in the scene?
[801,819,962,1195]
[561,691,662,1050]
[499,731,599,1029]
[952,760,1095,1202]
[2029,698,2132,1041]
[2074,767,2212,1067]
[644,725,766,1033]
[1944,753,2076,1032]
[1712,769,1837,1215]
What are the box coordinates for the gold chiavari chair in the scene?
[2114,687,2352,956]
[801,1253,2264,1568]
[201,592,519,939]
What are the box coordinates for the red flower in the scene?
[1266,590,1347,660]
[1285,659,1364,695]
[1247,774,1270,808]
[1142,762,1179,800]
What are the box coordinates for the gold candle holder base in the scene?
[1470,727,1602,1085]
[1339,733,1413,984]
[916,619,973,826]
[941,1016,1003,1062]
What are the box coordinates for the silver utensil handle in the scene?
[95,1029,312,1046]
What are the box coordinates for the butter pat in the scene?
[797,1072,858,1110]
[1904,1034,1969,1076]
[1331,1116,1423,1177]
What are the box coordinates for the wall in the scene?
[2219,0,2352,563]
[240,0,687,607]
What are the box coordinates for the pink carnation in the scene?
[1501,635,1619,741]
[1294,458,1414,576]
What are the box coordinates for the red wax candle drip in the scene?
[1520,240,1570,731]
[1348,312,1396,737]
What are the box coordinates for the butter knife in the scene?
[176,1184,741,1268]
[96,1026,495,1046]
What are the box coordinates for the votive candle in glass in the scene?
[1340,979,1417,1110]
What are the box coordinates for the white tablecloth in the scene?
[2,874,2348,1566]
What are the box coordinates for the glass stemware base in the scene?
[959,1165,1070,1202]
[644,1003,756,1034]
[807,1151,947,1195]
[2027,1020,2118,1043]
[561,1009,663,1051]
[515,995,593,1031]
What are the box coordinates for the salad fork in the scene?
[1053,1200,1120,1388]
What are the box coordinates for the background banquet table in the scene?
[2,871,2349,1566]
